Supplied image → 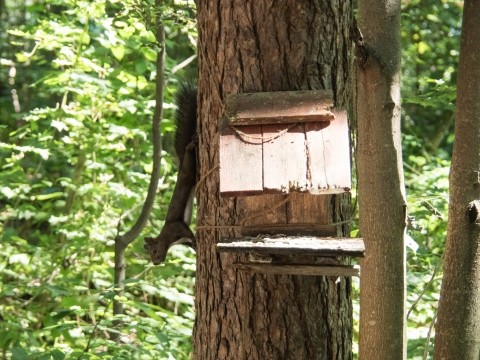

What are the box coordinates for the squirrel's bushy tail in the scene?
[174,82,197,165]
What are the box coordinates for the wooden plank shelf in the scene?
[225,90,335,126]
[233,263,360,277]
[217,236,365,258]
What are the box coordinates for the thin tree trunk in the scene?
[113,18,165,317]
[195,1,354,359]
[356,0,406,358]
[434,1,480,359]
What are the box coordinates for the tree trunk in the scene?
[356,0,406,359]
[194,1,354,359]
[434,1,480,359]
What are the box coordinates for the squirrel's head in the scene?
[144,221,195,265]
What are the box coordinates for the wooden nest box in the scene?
[217,90,364,277]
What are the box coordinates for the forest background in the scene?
[0,0,461,359]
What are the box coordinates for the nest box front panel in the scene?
[219,123,263,193]
[305,109,351,193]
[219,90,351,196]
[262,123,308,192]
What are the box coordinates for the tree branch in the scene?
[112,12,165,321]
[115,22,165,248]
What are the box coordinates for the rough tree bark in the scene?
[434,1,480,359]
[356,0,406,359]
[195,1,354,359]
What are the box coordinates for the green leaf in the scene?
[9,253,30,265]
[11,346,29,360]
[80,32,91,45]
[417,41,430,55]
[426,14,440,22]
[0,186,16,199]
[51,119,68,132]
[111,45,125,61]
[50,349,66,360]
[142,47,157,62]
[36,192,64,201]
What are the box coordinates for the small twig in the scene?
[407,253,443,360]
[406,254,443,320]
[423,310,437,360]
[171,54,197,74]
[80,298,114,359]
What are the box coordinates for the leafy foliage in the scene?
[402,0,461,155]
[0,0,196,358]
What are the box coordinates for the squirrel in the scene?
[144,82,197,265]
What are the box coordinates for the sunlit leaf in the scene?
[9,253,30,265]
[111,45,125,61]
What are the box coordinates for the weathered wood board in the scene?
[305,109,351,194]
[237,193,335,236]
[217,235,364,276]
[217,236,365,257]
[262,123,308,192]
[226,90,335,125]
[219,122,263,195]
